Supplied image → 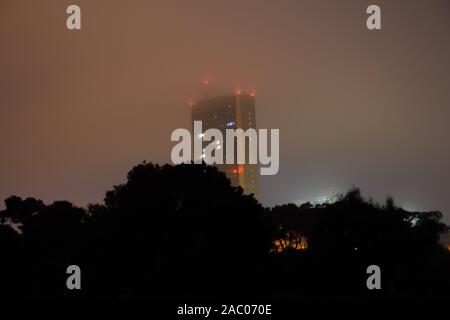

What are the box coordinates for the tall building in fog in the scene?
[190,88,260,200]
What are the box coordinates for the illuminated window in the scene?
[271,231,308,253]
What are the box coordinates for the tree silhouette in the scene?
[0,164,449,299]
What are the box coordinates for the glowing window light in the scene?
[271,231,308,253]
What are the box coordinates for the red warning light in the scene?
[232,166,244,174]
[250,91,255,97]
[203,80,210,86]
[188,101,194,107]
[235,89,241,95]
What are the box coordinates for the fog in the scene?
[1,0,450,223]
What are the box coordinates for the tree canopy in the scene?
[0,163,448,299]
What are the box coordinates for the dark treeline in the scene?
[0,163,449,299]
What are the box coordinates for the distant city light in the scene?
[293,188,340,207]
[226,121,236,127]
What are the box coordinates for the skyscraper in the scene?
[190,88,260,200]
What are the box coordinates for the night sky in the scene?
[1,0,450,223]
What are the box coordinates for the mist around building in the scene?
[1,81,449,301]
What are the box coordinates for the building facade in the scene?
[190,91,260,200]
